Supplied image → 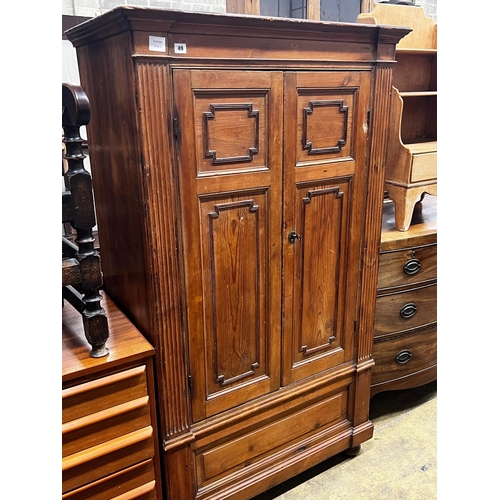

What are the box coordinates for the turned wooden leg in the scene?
[82,293,110,358]
[344,445,361,457]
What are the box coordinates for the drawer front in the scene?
[375,284,436,336]
[62,365,149,424]
[62,365,155,495]
[62,426,155,494]
[411,151,437,182]
[63,394,152,457]
[372,324,437,386]
[62,459,157,500]
[378,244,436,290]
[196,388,349,487]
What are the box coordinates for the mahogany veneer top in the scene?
[381,195,437,251]
[62,292,154,384]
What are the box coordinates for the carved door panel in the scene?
[281,71,371,385]
[173,70,284,422]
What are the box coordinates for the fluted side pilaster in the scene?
[136,62,192,443]
[357,63,395,362]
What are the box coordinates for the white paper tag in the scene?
[174,43,187,54]
[149,36,166,52]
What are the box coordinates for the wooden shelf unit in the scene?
[358,4,437,231]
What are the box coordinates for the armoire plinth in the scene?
[66,8,409,499]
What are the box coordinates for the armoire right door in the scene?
[281,70,371,385]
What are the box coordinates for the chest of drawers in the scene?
[371,196,437,397]
[62,293,162,499]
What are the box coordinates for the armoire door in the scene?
[174,68,371,420]
[173,69,284,422]
[281,71,371,385]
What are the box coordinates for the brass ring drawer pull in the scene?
[400,302,417,319]
[395,349,412,364]
[403,258,421,275]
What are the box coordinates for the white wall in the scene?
[63,1,227,85]
[63,1,437,85]
[375,1,437,20]
[62,0,226,18]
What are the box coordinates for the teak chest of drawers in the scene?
[62,293,162,499]
[371,196,437,397]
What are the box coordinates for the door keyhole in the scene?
[288,231,302,244]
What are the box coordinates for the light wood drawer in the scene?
[62,426,155,493]
[62,458,157,500]
[411,151,437,182]
[375,284,436,336]
[63,365,149,424]
[378,244,436,290]
[62,365,155,495]
[372,324,436,386]
[63,394,152,457]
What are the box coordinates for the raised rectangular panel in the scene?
[200,191,270,396]
[296,72,360,166]
[292,179,352,365]
[193,186,281,420]
[194,93,269,175]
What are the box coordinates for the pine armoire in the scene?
[66,8,410,499]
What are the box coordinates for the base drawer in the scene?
[372,324,436,386]
[62,459,157,500]
[198,389,348,484]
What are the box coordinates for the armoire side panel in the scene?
[75,33,152,339]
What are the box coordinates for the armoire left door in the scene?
[173,69,284,422]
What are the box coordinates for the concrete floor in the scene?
[252,381,437,500]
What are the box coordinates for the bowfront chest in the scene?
[371,196,437,397]
[67,9,409,499]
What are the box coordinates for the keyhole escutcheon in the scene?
[288,231,302,244]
